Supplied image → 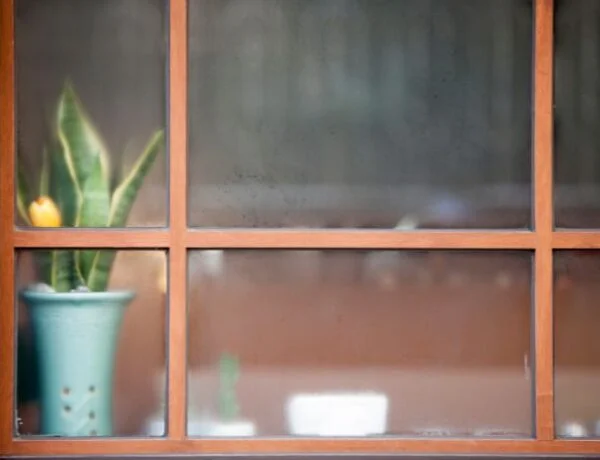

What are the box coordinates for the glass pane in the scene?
[188,250,533,438]
[555,0,600,228]
[15,0,167,228]
[188,0,533,229]
[555,251,600,438]
[15,250,167,437]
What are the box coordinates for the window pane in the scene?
[555,251,600,438]
[555,0,600,228]
[15,250,167,437]
[15,0,167,228]
[188,250,533,437]
[188,0,533,229]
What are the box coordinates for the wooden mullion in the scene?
[167,0,188,441]
[0,0,16,454]
[533,0,555,441]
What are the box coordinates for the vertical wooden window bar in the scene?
[2,0,600,456]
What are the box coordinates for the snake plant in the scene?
[18,82,164,292]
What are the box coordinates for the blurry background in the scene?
[187,250,534,437]
[188,0,533,228]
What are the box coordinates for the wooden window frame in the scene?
[2,0,598,456]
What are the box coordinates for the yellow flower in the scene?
[29,196,62,227]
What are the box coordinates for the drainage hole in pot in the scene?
[64,405,71,413]
[89,411,95,419]
[89,385,95,393]
[62,387,70,395]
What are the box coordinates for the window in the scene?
[2,0,600,457]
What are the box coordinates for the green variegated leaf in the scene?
[52,250,79,292]
[85,130,163,292]
[50,140,80,227]
[77,154,110,227]
[36,250,78,292]
[56,82,110,189]
[108,130,163,227]
[86,250,117,292]
[76,154,110,282]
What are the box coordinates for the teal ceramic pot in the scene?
[20,290,135,437]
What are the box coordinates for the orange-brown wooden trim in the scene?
[14,229,536,250]
[167,0,188,441]
[12,229,170,248]
[8,438,600,456]
[185,230,536,249]
[13,229,600,250]
[0,0,15,455]
[533,0,554,441]
[552,232,600,248]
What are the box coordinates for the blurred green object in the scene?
[218,353,240,421]
[17,81,164,292]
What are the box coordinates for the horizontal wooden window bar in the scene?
[11,229,171,248]
[184,230,537,249]
[12,228,536,249]
[8,438,600,456]
[12,228,600,250]
[552,231,600,248]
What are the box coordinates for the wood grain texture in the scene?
[2,456,580,460]
[14,229,600,251]
[8,438,600,456]
[553,232,600,248]
[167,0,188,441]
[185,230,536,249]
[0,0,15,454]
[13,229,536,249]
[533,0,554,441]
[13,229,600,250]
[12,230,170,248]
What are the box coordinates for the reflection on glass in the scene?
[188,0,532,229]
[15,0,167,228]
[555,0,600,228]
[187,250,533,438]
[555,251,600,438]
[16,250,167,437]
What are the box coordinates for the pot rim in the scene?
[19,289,135,304]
